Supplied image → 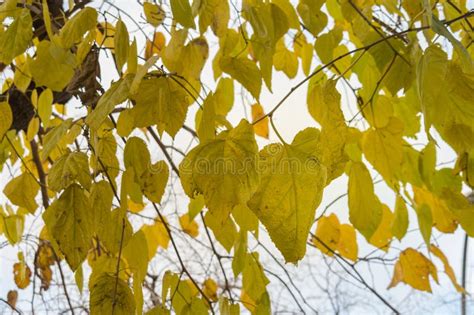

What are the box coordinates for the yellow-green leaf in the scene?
[220,56,262,100]
[4,173,39,214]
[248,129,327,263]
[180,120,259,225]
[170,0,195,29]
[29,40,76,91]
[60,7,98,48]
[38,89,53,127]
[143,2,165,27]
[130,77,190,137]
[86,75,132,130]
[90,273,136,315]
[0,8,32,64]
[114,19,129,72]
[0,102,12,139]
[48,151,91,191]
[348,162,382,240]
[43,184,93,271]
[392,195,409,240]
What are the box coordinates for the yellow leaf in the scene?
[179,214,199,238]
[116,109,135,137]
[314,28,342,64]
[90,273,136,315]
[59,7,98,48]
[13,59,31,93]
[203,279,218,302]
[141,219,170,259]
[29,40,76,91]
[388,248,438,292]
[196,93,217,142]
[297,0,327,37]
[348,162,382,240]
[362,117,404,182]
[48,151,91,191]
[205,212,238,252]
[361,95,393,128]
[145,32,166,59]
[430,244,466,293]
[273,39,298,78]
[26,117,39,141]
[140,161,169,203]
[242,253,269,305]
[1,212,25,244]
[413,186,457,233]
[313,214,340,256]
[232,204,258,232]
[96,22,115,50]
[214,78,234,117]
[196,0,230,37]
[13,262,31,289]
[143,2,165,27]
[392,195,409,240]
[251,103,269,138]
[43,184,93,271]
[273,0,300,29]
[38,88,53,127]
[130,77,190,137]
[180,120,259,225]
[86,75,132,131]
[0,102,13,139]
[123,230,149,312]
[337,224,358,261]
[170,0,195,29]
[0,8,32,64]
[4,173,39,214]
[248,128,327,263]
[369,203,393,251]
[220,56,262,100]
[114,19,129,72]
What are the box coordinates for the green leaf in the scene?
[348,162,382,240]
[60,7,98,48]
[180,120,260,224]
[90,273,136,315]
[170,0,195,29]
[0,8,32,64]
[48,151,91,191]
[43,184,93,271]
[248,128,327,263]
